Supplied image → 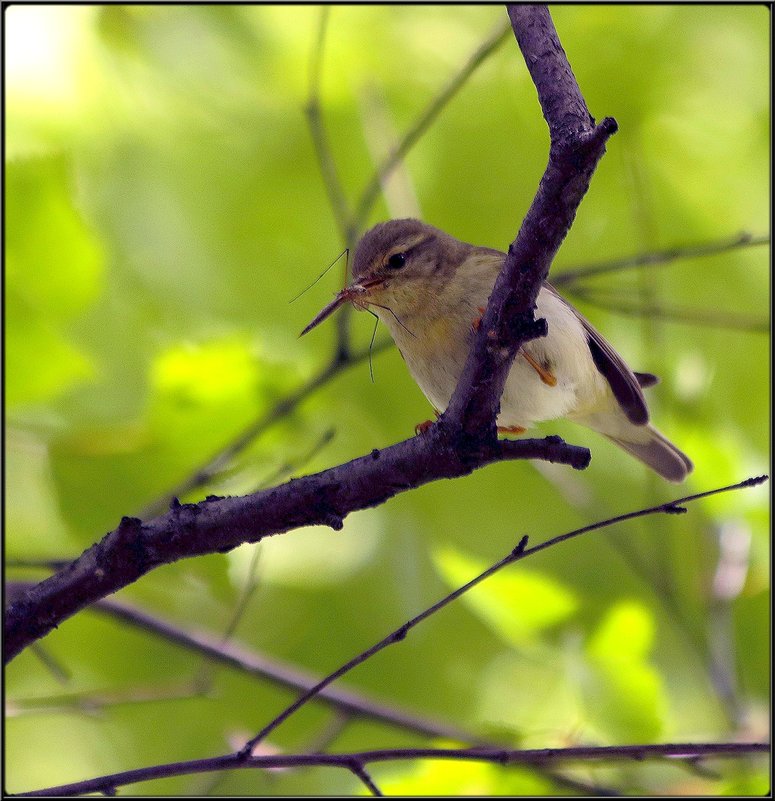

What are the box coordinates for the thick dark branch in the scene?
[444,5,617,438]
[5,5,609,663]
[4,434,587,663]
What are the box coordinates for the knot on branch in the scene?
[511,535,529,556]
[166,500,203,545]
[392,624,409,642]
[323,512,345,530]
[484,312,547,379]
[550,115,619,172]
[501,312,547,346]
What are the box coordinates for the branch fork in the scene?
[5,5,612,664]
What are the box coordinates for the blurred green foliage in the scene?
[5,5,769,795]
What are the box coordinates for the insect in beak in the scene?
[300,284,365,336]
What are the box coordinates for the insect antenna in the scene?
[289,247,349,304]
[367,301,417,338]
[366,310,380,383]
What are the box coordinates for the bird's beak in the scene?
[299,284,362,336]
[300,277,387,337]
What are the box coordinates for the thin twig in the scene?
[552,232,769,286]
[254,427,337,491]
[358,84,422,220]
[516,476,767,561]
[17,741,769,796]
[561,288,768,332]
[304,6,360,356]
[351,19,512,236]
[348,760,383,796]
[305,7,351,242]
[238,476,767,756]
[7,680,206,718]
[237,535,531,756]
[28,644,70,685]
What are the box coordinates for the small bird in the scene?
[302,219,692,482]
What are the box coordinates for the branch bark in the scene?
[16,742,770,797]
[445,5,617,438]
[11,477,769,796]
[4,4,614,663]
[5,584,492,745]
[4,435,587,662]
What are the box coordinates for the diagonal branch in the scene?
[4,5,614,664]
[444,5,618,439]
[350,19,513,237]
[552,231,769,286]
[14,476,769,797]
[4,435,588,663]
[238,536,531,756]
[237,475,767,756]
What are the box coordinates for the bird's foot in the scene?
[415,408,441,435]
[470,306,487,334]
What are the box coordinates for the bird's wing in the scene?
[544,282,650,425]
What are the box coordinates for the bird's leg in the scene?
[498,425,526,436]
[471,308,556,388]
[521,350,557,387]
[470,306,487,334]
[469,308,550,430]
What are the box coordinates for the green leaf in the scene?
[6,156,103,406]
[6,156,103,319]
[6,304,94,406]
[587,599,655,662]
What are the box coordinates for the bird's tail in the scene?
[604,424,693,483]
[575,411,693,483]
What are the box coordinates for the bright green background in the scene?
[5,5,769,796]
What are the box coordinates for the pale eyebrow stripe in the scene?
[385,233,435,261]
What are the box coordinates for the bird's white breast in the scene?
[381,284,609,429]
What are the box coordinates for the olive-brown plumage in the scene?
[303,219,692,482]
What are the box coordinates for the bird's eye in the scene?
[387,252,406,270]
